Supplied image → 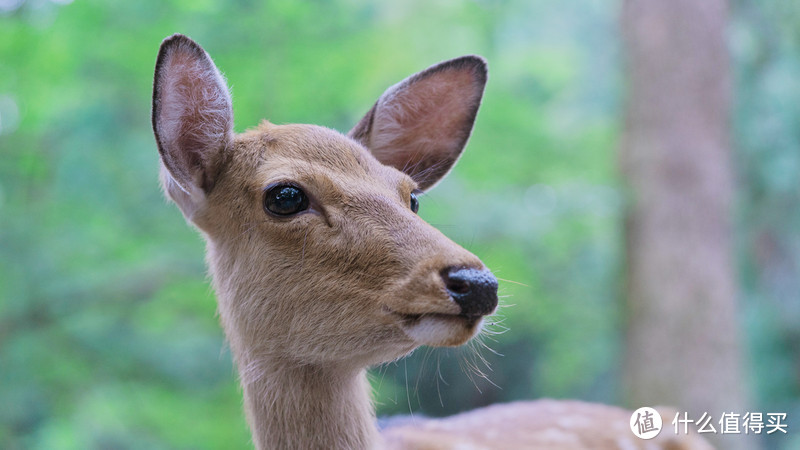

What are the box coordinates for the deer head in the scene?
[152,34,495,374]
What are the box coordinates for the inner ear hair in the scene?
[152,34,234,196]
[348,55,487,191]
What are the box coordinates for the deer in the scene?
[151,34,712,450]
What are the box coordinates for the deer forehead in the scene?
[234,122,416,199]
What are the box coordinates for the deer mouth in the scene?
[383,305,482,325]
[386,308,485,346]
[396,312,482,327]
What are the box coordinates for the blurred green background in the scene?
[1,0,799,448]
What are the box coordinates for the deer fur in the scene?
[152,34,712,450]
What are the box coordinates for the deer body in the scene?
[152,34,712,450]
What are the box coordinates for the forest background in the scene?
[1,0,799,449]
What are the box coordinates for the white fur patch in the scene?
[404,315,483,346]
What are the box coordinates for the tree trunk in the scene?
[620,1,751,448]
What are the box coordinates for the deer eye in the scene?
[410,191,420,214]
[264,184,309,216]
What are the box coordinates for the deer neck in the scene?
[208,244,380,450]
[241,362,379,450]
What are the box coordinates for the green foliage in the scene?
[1,0,798,448]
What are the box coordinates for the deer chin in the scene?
[395,312,484,347]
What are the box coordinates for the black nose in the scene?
[441,267,499,317]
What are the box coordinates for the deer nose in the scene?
[441,267,498,317]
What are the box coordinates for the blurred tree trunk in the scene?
[620,0,751,448]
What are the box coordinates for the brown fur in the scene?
[383,401,712,450]
[152,34,711,449]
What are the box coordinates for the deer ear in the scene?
[152,34,233,212]
[348,56,487,191]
